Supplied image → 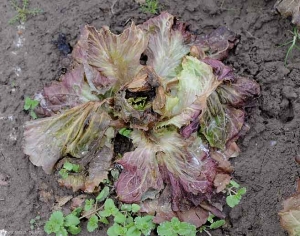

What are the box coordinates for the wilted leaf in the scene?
[193,26,238,61]
[139,12,190,80]
[58,174,86,192]
[176,207,209,228]
[157,56,221,129]
[279,192,300,236]
[24,101,112,174]
[75,23,148,90]
[53,195,73,210]
[213,174,231,193]
[216,76,260,108]
[35,65,100,117]
[275,0,300,26]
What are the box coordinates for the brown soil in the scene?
[0,0,299,235]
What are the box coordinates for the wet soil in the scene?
[1,0,299,235]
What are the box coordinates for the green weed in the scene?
[9,0,42,24]
[140,0,159,14]
[278,27,300,66]
[24,96,39,119]
[226,180,246,208]
[59,161,81,179]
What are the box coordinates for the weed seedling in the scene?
[225,180,246,208]
[140,0,159,14]
[59,161,81,179]
[278,27,300,66]
[199,214,225,236]
[118,128,132,138]
[29,215,41,230]
[24,96,39,119]
[9,0,42,24]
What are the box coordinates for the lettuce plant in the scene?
[23,12,260,228]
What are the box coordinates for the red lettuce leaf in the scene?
[24,101,112,174]
[139,12,190,80]
[35,65,100,116]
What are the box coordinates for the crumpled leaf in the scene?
[200,92,245,149]
[213,173,231,193]
[210,142,240,173]
[35,65,100,117]
[157,56,221,129]
[193,26,238,61]
[114,66,163,130]
[275,0,300,26]
[115,131,164,203]
[83,144,114,193]
[24,101,112,174]
[176,207,209,228]
[116,129,217,207]
[58,174,86,192]
[216,76,260,108]
[139,12,190,80]
[58,128,114,193]
[75,23,148,90]
[279,192,300,236]
[73,27,116,95]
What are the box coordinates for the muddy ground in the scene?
[0,0,299,235]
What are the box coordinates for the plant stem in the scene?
[79,205,104,220]
[204,229,212,236]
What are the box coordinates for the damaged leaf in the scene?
[279,193,300,236]
[24,101,112,174]
[275,0,300,26]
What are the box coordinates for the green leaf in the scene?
[30,219,35,224]
[71,207,83,217]
[207,214,215,223]
[59,169,69,179]
[96,186,110,202]
[63,162,74,171]
[134,216,155,235]
[114,212,127,224]
[157,221,176,236]
[119,128,132,138]
[126,226,141,236]
[111,169,120,181]
[99,209,111,218]
[56,227,68,236]
[108,223,126,236]
[31,99,40,109]
[226,195,240,208]
[229,180,240,188]
[44,221,60,234]
[68,225,81,235]
[128,97,147,110]
[24,97,31,110]
[121,204,132,212]
[64,214,80,227]
[99,217,109,225]
[49,211,64,227]
[29,110,38,119]
[87,214,99,232]
[126,216,134,224]
[84,199,95,211]
[237,187,247,195]
[104,198,119,216]
[72,164,80,172]
[199,225,206,233]
[177,222,196,235]
[35,215,41,220]
[131,204,141,213]
[30,225,35,230]
[210,220,225,230]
